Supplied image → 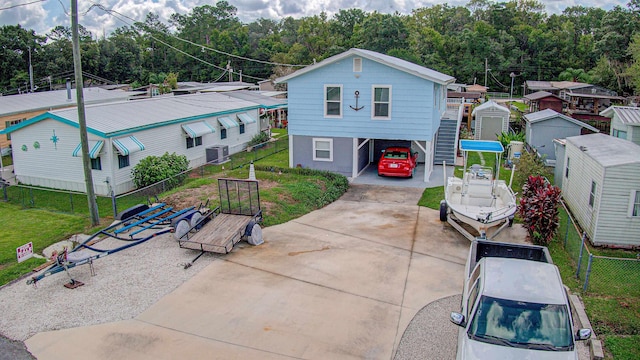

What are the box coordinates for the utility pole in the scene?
[484,58,490,88]
[509,72,516,99]
[28,46,34,92]
[72,0,100,226]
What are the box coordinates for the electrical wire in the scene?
[0,0,45,11]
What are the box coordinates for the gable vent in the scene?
[353,57,362,72]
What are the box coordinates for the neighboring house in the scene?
[275,48,456,181]
[524,80,626,133]
[561,133,640,248]
[600,106,640,145]
[466,84,488,98]
[471,100,510,141]
[0,92,266,196]
[0,87,141,152]
[523,109,598,165]
[523,91,567,113]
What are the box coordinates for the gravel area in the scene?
[0,229,216,342]
[394,294,460,360]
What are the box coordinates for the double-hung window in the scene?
[91,157,102,170]
[589,181,596,207]
[324,85,342,118]
[372,86,391,119]
[186,136,202,149]
[313,138,333,161]
[630,190,640,217]
[118,154,130,169]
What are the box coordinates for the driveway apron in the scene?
[25,184,479,360]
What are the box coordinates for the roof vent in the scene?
[579,146,588,151]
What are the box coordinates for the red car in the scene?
[377,147,418,178]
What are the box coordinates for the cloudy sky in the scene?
[0,0,629,37]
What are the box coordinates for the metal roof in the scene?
[223,90,287,109]
[565,133,640,167]
[276,48,455,85]
[2,92,258,138]
[471,100,510,116]
[523,109,599,132]
[0,88,142,117]
[600,106,640,125]
[482,258,566,304]
[523,91,566,102]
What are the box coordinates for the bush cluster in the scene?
[131,152,189,189]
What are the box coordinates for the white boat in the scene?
[440,140,517,241]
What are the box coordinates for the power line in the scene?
[88,3,305,76]
[0,0,45,11]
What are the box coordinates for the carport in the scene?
[354,138,434,183]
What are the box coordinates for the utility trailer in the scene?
[174,178,263,267]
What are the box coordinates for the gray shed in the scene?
[562,133,640,248]
[523,109,598,166]
[471,100,510,141]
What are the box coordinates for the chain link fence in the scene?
[558,200,640,297]
[0,135,288,219]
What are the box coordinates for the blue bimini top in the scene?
[459,140,504,153]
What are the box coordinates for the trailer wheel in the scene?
[190,211,203,229]
[439,200,448,222]
[174,219,190,240]
[508,216,514,227]
[246,223,263,246]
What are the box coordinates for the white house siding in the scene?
[562,143,604,240]
[596,164,640,247]
[10,119,112,195]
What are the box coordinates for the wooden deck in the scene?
[178,213,254,254]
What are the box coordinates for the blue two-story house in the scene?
[276,48,458,182]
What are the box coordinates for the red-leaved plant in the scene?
[518,175,562,246]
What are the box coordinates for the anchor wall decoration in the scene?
[350,90,364,111]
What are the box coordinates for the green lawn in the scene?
[0,202,88,285]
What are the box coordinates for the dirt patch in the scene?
[162,178,280,212]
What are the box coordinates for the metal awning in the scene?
[217,117,238,129]
[181,121,216,138]
[72,140,104,159]
[113,136,145,156]
[460,140,504,153]
[237,113,257,124]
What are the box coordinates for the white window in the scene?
[613,129,627,139]
[372,86,391,119]
[313,138,333,161]
[353,57,362,72]
[565,157,570,178]
[630,190,640,217]
[324,85,342,118]
[589,181,596,207]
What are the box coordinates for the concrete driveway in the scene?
[24,184,524,360]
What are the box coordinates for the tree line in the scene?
[2,0,640,97]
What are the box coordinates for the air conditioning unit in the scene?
[206,145,229,164]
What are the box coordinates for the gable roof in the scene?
[0,88,143,117]
[600,106,640,126]
[523,109,599,132]
[523,91,567,102]
[1,92,260,138]
[275,48,455,85]
[566,133,640,167]
[471,100,510,116]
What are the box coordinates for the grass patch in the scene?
[604,335,640,360]
[418,186,444,209]
[0,202,88,286]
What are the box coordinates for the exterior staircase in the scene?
[433,119,458,165]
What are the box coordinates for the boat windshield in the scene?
[468,296,574,351]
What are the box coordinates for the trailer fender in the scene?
[244,221,264,246]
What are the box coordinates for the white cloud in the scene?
[0,0,631,37]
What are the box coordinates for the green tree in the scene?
[558,68,591,83]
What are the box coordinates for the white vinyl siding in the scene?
[324,85,342,118]
[313,138,333,161]
[372,85,391,119]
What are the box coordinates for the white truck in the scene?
[450,240,592,359]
